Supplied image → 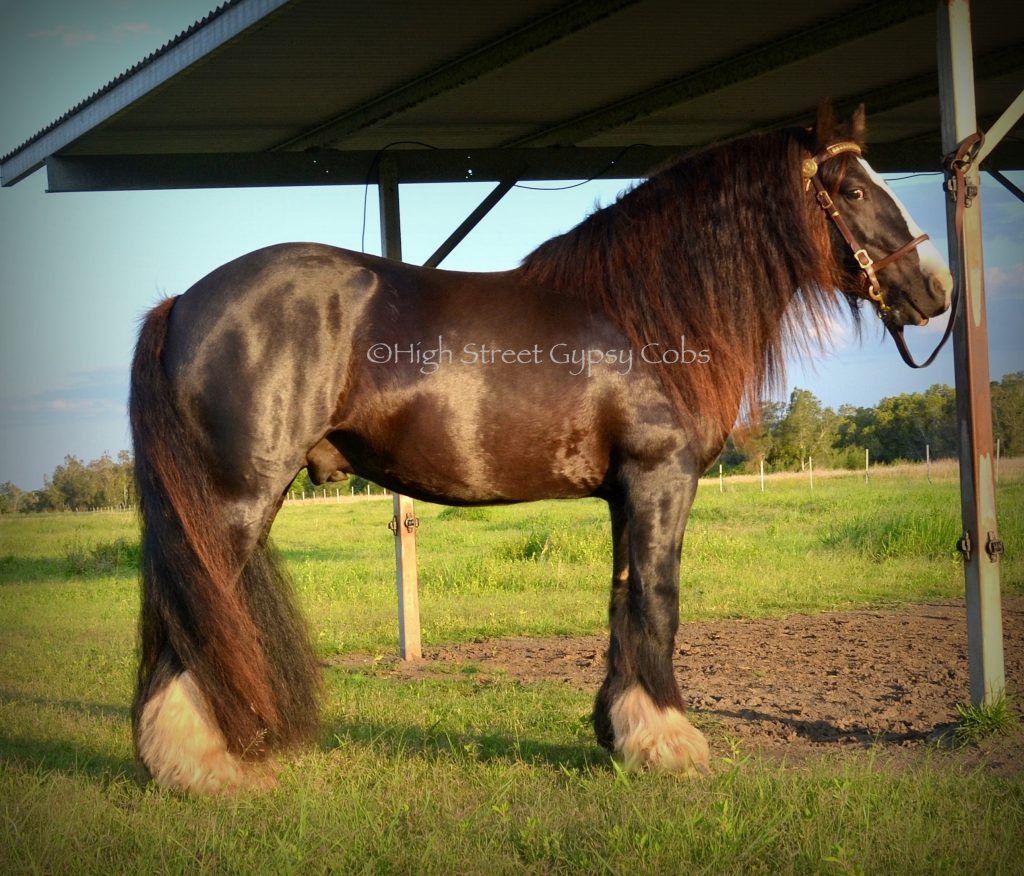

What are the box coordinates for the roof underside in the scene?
[3,0,1022,190]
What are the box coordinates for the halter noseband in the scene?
[802,141,929,321]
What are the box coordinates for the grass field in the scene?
[1,466,1022,873]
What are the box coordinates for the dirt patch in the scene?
[330,599,1024,768]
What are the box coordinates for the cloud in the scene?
[0,367,128,427]
[30,25,97,48]
[33,398,119,415]
[112,22,151,39]
[985,262,1024,295]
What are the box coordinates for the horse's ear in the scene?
[813,99,836,147]
[849,103,867,146]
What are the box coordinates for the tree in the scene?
[868,385,956,462]
[40,452,135,511]
[289,468,315,497]
[992,372,1024,455]
[0,482,25,514]
[771,388,839,469]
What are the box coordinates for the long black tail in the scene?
[129,298,320,758]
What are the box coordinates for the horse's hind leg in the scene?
[135,493,276,793]
[135,485,319,794]
[132,297,322,794]
[135,647,274,794]
[594,467,709,775]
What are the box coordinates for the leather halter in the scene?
[801,141,929,320]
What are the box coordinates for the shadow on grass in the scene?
[0,556,139,585]
[700,705,952,747]
[0,734,138,783]
[0,556,78,585]
[0,689,129,721]
[320,716,609,772]
[0,690,136,782]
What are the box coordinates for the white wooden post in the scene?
[718,463,723,493]
[759,457,765,492]
[378,157,422,661]
[808,456,813,490]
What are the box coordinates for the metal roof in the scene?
[2,0,1022,190]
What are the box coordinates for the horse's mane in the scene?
[518,128,851,438]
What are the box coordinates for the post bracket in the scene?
[985,532,1004,563]
[957,530,972,562]
[389,514,420,535]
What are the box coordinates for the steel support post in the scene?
[378,157,422,661]
[936,0,1004,705]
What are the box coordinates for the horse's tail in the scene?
[130,298,320,762]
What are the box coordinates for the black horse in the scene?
[129,104,951,792]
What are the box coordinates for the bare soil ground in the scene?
[335,599,1024,771]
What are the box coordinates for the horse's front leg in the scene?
[594,463,709,775]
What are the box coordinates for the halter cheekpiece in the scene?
[801,141,929,321]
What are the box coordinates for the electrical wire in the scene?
[359,141,653,249]
[360,141,439,252]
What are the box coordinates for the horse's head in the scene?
[807,103,953,328]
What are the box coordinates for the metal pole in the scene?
[937,0,1004,705]
[988,168,1024,204]
[378,157,423,661]
[423,177,520,268]
[974,87,1024,165]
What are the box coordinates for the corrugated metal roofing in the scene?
[2,0,1021,189]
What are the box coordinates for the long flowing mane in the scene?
[519,129,848,437]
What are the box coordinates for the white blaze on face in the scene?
[857,157,953,308]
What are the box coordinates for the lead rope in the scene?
[886,131,983,369]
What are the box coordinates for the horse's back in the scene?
[164,243,375,367]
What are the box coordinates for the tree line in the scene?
[2,373,1021,513]
[720,372,1023,474]
[1,450,135,514]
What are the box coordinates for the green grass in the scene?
[953,695,1021,748]
[1,467,1021,873]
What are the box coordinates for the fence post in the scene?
[719,463,723,493]
[926,443,931,483]
[378,155,422,661]
[809,456,814,490]
[759,457,765,492]
[864,447,869,482]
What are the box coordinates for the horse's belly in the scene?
[331,410,609,505]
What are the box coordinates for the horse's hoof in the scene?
[136,672,278,795]
[610,685,711,776]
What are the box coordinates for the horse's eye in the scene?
[848,188,865,201]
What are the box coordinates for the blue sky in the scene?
[1,1,1022,490]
